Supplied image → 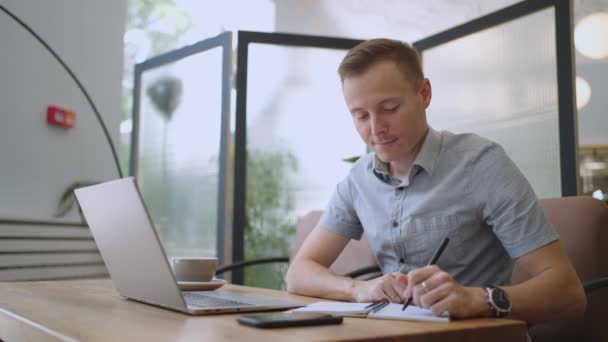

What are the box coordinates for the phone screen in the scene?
[237,312,343,328]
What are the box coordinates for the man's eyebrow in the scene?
[379,97,401,105]
[349,97,402,113]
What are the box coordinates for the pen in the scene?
[365,298,389,313]
[402,237,450,311]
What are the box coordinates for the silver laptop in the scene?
[74,177,303,315]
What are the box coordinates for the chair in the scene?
[511,196,608,342]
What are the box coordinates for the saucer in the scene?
[177,278,226,291]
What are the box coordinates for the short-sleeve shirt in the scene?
[318,127,558,286]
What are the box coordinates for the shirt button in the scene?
[399,258,405,264]
[392,221,398,228]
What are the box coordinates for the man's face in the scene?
[342,60,432,165]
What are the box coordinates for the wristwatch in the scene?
[484,286,512,318]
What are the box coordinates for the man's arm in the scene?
[502,240,586,322]
[403,240,586,323]
[439,143,586,322]
[285,226,353,300]
[285,226,407,303]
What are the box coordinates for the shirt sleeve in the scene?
[472,144,559,259]
[318,176,364,240]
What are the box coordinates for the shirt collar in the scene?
[372,127,442,182]
[414,127,442,176]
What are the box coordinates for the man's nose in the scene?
[370,114,387,136]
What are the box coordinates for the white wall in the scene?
[0,0,126,280]
[0,0,126,223]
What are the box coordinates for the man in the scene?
[285,38,586,323]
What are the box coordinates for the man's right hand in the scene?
[351,272,408,303]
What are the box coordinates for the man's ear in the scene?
[419,78,432,109]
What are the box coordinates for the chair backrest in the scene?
[512,196,608,342]
[511,196,608,284]
[291,210,377,276]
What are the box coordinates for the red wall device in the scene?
[47,106,76,128]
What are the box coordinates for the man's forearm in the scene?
[285,259,358,301]
[503,267,586,323]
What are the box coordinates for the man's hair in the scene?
[338,38,424,86]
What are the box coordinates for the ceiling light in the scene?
[574,12,608,59]
[575,76,591,110]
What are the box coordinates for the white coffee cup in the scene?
[170,257,217,282]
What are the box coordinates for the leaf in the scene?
[55,181,99,219]
[342,156,361,164]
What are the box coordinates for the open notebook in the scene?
[294,299,449,322]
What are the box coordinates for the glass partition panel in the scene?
[134,45,226,259]
[244,43,366,288]
[421,8,561,198]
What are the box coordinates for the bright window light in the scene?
[120,119,132,134]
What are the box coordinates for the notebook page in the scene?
[293,302,372,317]
[368,303,449,322]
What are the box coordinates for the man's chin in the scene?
[373,152,395,164]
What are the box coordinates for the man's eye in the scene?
[384,105,399,112]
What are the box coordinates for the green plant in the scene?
[55,181,99,223]
[144,75,183,228]
[243,149,298,289]
[146,76,183,120]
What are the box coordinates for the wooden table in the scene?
[0,279,527,341]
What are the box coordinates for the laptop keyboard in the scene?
[183,292,254,308]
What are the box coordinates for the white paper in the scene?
[369,303,449,322]
[294,301,449,322]
[293,301,371,317]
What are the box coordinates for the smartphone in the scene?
[237,312,343,328]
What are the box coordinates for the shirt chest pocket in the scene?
[397,215,466,267]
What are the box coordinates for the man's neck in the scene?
[388,160,413,180]
[388,128,428,180]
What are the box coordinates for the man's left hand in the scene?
[402,265,489,318]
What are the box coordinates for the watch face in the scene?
[491,287,512,311]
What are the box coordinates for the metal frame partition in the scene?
[413,0,578,196]
[231,31,363,284]
[130,32,232,265]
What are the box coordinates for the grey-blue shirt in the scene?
[319,127,558,286]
